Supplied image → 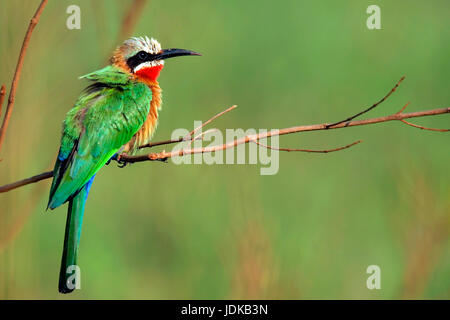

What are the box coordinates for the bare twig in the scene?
[396,102,449,132]
[119,106,449,163]
[186,105,238,139]
[1,106,448,192]
[0,0,48,153]
[396,101,410,115]
[400,120,449,132]
[1,74,449,193]
[139,105,237,149]
[0,105,237,191]
[0,171,52,193]
[190,129,220,146]
[326,76,405,128]
[251,139,363,154]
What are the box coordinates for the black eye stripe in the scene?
[126,51,153,71]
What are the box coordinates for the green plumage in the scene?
[48,66,152,209]
[48,65,152,293]
[58,182,88,293]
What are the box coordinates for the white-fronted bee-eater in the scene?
[47,36,200,293]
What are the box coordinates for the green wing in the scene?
[48,66,152,209]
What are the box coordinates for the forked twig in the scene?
[1,106,448,192]
[396,102,448,132]
[186,105,238,139]
[251,139,363,154]
[119,105,449,163]
[326,76,405,128]
[400,120,449,132]
[189,129,221,146]
[0,78,449,193]
[139,105,237,149]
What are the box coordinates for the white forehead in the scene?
[123,36,162,57]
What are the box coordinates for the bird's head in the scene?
[111,36,200,84]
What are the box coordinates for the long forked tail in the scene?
[58,176,94,294]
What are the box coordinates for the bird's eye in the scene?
[138,51,147,60]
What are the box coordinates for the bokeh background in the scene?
[0,0,449,299]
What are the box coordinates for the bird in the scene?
[47,36,200,293]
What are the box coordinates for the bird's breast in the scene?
[123,84,162,153]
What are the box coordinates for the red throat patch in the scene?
[135,65,164,83]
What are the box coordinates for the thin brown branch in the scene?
[396,101,410,115]
[1,106,448,191]
[1,74,449,193]
[187,105,238,138]
[189,129,220,146]
[139,105,237,149]
[0,0,48,153]
[400,120,449,132]
[0,113,233,192]
[0,171,53,193]
[326,76,406,128]
[119,106,450,163]
[251,139,363,154]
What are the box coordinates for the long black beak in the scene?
[154,48,201,61]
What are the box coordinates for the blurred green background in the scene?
[0,0,449,299]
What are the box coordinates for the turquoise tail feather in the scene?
[58,175,94,294]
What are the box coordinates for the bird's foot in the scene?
[110,153,129,168]
[105,153,119,166]
[117,162,127,168]
[116,158,128,168]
